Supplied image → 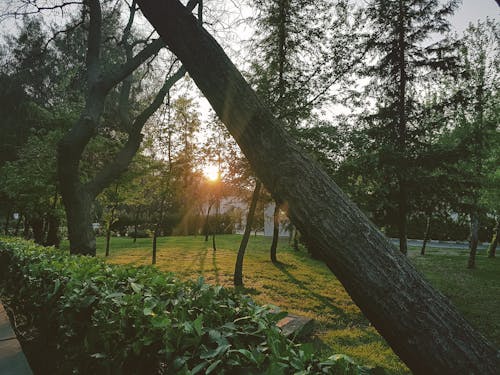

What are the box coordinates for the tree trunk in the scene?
[213,196,219,252]
[23,214,30,239]
[58,174,96,256]
[397,1,408,256]
[234,180,261,287]
[135,2,500,373]
[31,217,45,245]
[4,209,10,235]
[212,231,217,252]
[204,203,212,241]
[487,219,498,258]
[14,214,22,236]
[468,210,479,269]
[105,227,111,257]
[152,229,158,265]
[45,213,60,248]
[133,208,139,243]
[293,228,299,251]
[421,215,431,256]
[270,201,280,263]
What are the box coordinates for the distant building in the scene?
[203,196,291,237]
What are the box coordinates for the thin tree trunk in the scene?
[105,205,116,257]
[212,231,217,252]
[152,229,158,265]
[270,201,280,263]
[45,214,60,247]
[204,203,212,241]
[234,180,261,286]
[133,207,139,243]
[14,214,22,236]
[45,190,60,247]
[153,197,166,264]
[487,219,498,258]
[105,227,111,257]
[397,1,408,256]
[136,2,500,372]
[421,215,431,256]
[31,217,45,245]
[468,210,479,269]
[23,215,30,239]
[4,209,10,235]
[293,228,299,251]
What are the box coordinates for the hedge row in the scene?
[0,238,381,375]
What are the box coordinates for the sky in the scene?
[451,0,499,33]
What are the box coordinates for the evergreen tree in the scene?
[360,0,459,254]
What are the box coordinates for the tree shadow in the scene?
[212,250,220,284]
[274,262,364,328]
[185,246,208,272]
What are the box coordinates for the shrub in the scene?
[0,237,381,374]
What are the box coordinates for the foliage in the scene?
[0,237,379,375]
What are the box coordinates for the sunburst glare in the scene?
[203,164,219,181]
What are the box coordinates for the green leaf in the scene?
[193,315,203,336]
[191,361,208,375]
[206,359,222,374]
[130,282,143,293]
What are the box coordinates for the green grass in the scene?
[62,235,500,374]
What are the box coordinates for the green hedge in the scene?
[0,238,380,375]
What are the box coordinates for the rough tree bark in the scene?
[234,179,261,287]
[270,200,280,263]
[135,1,500,373]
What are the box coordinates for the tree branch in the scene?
[85,0,102,89]
[87,65,186,197]
[102,38,165,92]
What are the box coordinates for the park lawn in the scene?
[65,235,499,374]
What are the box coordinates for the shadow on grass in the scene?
[274,262,365,328]
[212,250,220,284]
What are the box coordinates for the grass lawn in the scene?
[64,235,499,374]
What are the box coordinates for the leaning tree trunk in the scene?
[270,201,280,263]
[234,179,261,287]
[468,210,479,269]
[135,1,500,373]
[487,219,498,258]
[421,214,431,256]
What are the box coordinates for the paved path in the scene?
[0,302,33,375]
[389,238,488,250]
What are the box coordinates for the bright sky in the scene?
[452,0,499,33]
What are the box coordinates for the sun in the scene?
[203,164,219,181]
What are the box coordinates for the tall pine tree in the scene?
[361,0,459,254]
